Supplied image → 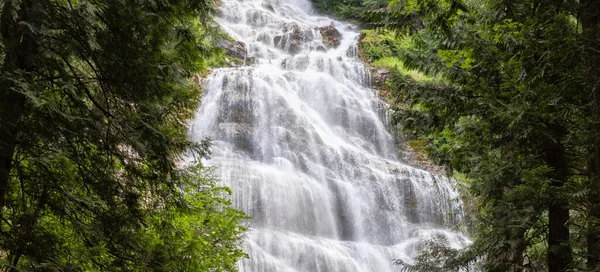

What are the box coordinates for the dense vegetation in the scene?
[0,0,247,270]
[318,0,600,271]
[2,0,598,271]
[310,0,388,21]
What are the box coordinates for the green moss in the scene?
[408,139,427,151]
[206,53,242,70]
[371,57,403,69]
[202,28,244,75]
[359,30,441,83]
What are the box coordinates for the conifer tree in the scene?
[366,0,600,270]
[0,0,246,270]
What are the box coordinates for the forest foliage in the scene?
[2,0,599,271]
[318,0,600,271]
[310,0,389,21]
[0,0,247,270]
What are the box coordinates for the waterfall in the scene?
[190,0,470,270]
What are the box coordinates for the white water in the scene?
[190,0,470,270]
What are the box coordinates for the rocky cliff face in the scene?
[218,38,255,66]
[370,68,389,90]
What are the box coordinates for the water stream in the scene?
[190,0,470,270]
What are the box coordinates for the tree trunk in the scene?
[510,236,526,272]
[548,198,571,272]
[545,123,572,272]
[587,147,600,272]
[0,0,40,212]
[580,0,600,270]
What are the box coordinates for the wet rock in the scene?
[276,23,316,55]
[257,33,271,44]
[262,2,275,12]
[231,124,255,154]
[289,40,302,55]
[292,55,310,70]
[192,74,202,85]
[218,38,247,61]
[346,44,359,58]
[216,122,260,159]
[273,35,282,46]
[315,45,327,52]
[282,22,301,33]
[359,31,367,43]
[401,178,420,224]
[218,38,256,66]
[317,25,342,48]
[328,179,357,241]
[246,9,271,27]
[283,23,304,55]
[371,68,389,89]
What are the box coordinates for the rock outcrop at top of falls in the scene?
[273,23,342,55]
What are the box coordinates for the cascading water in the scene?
[190,0,470,270]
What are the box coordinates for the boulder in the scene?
[257,33,270,44]
[262,2,275,12]
[274,23,318,55]
[315,45,327,52]
[289,40,302,55]
[317,25,342,48]
[273,35,282,46]
[371,68,389,89]
[282,23,305,55]
[192,74,203,86]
